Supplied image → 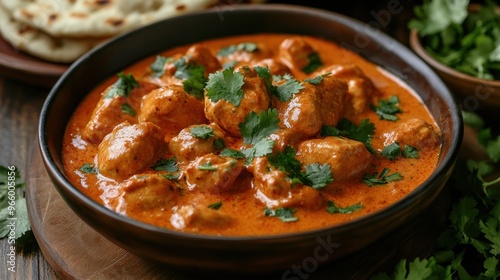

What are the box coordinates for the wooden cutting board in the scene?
[26,148,450,279]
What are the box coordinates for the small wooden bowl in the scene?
[409,5,500,114]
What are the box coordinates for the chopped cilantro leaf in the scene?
[159,173,180,180]
[208,201,223,210]
[302,52,323,74]
[321,118,376,154]
[274,75,304,102]
[304,163,334,189]
[190,125,215,140]
[403,145,420,159]
[371,95,402,121]
[304,72,331,85]
[151,158,178,172]
[79,163,97,174]
[198,162,217,171]
[254,66,273,89]
[213,138,226,149]
[363,168,403,186]
[150,55,172,77]
[218,42,258,57]
[264,207,298,222]
[382,142,402,160]
[241,139,275,165]
[105,72,139,98]
[121,103,136,116]
[239,109,280,145]
[206,67,245,106]
[220,148,246,159]
[326,201,363,214]
[173,57,206,99]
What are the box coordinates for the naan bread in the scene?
[0,3,103,62]
[2,0,219,38]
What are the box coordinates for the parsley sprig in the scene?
[206,67,245,106]
[321,118,376,154]
[173,57,206,99]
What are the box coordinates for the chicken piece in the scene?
[83,81,157,144]
[139,85,208,138]
[168,124,226,162]
[204,67,270,136]
[296,137,374,181]
[98,122,164,180]
[185,44,222,77]
[279,37,317,71]
[319,64,379,116]
[217,42,272,65]
[122,174,179,216]
[382,118,441,150]
[268,128,304,152]
[274,76,348,137]
[248,157,326,210]
[252,58,291,76]
[185,154,244,193]
[170,205,234,230]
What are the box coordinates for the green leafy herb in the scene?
[264,207,298,222]
[206,67,245,106]
[321,118,376,154]
[150,55,173,77]
[190,125,215,140]
[208,201,223,210]
[121,103,136,116]
[304,72,331,85]
[371,95,402,121]
[213,138,226,149]
[159,173,180,180]
[198,162,217,171]
[151,158,178,172]
[173,57,206,99]
[220,148,246,159]
[403,145,420,159]
[79,163,97,174]
[240,139,275,165]
[381,142,402,160]
[273,74,304,102]
[218,42,258,57]
[239,109,280,145]
[302,52,323,74]
[0,166,36,253]
[363,168,403,186]
[222,61,239,69]
[409,0,500,80]
[326,201,363,214]
[267,146,333,190]
[105,72,139,98]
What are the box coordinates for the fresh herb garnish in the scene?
[409,0,500,80]
[218,42,258,57]
[150,55,173,77]
[403,145,420,159]
[208,201,223,210]
[121,103,136,116]
[304,72,331,85]
[363,168,403,186]
[173,57,206,99]
[159,173,181,181]
[321,118,376,154]
[213,138,226,149]
[190,125,215,140]
[273,74,304,102]
[151,158,178,172]
[105,72,139,98]
[198,162,218,171]
[220,148,246,159]
[302,52,323,74]
[267,146,333,190]
[79,163,97,174]
[326,201,363,214]
[264,207,298,222]
[371,95,402,121]
[381,142,402,160]
[206,67,245,106]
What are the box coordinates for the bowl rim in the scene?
[39,3,463,242]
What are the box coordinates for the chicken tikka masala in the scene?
[62,34,441,236]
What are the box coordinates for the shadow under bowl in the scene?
[38,4,463,274]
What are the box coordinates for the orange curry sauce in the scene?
[62,34,441,236]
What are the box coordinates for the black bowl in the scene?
[39,4,463,274]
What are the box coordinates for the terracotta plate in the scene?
[0,36,68,88]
